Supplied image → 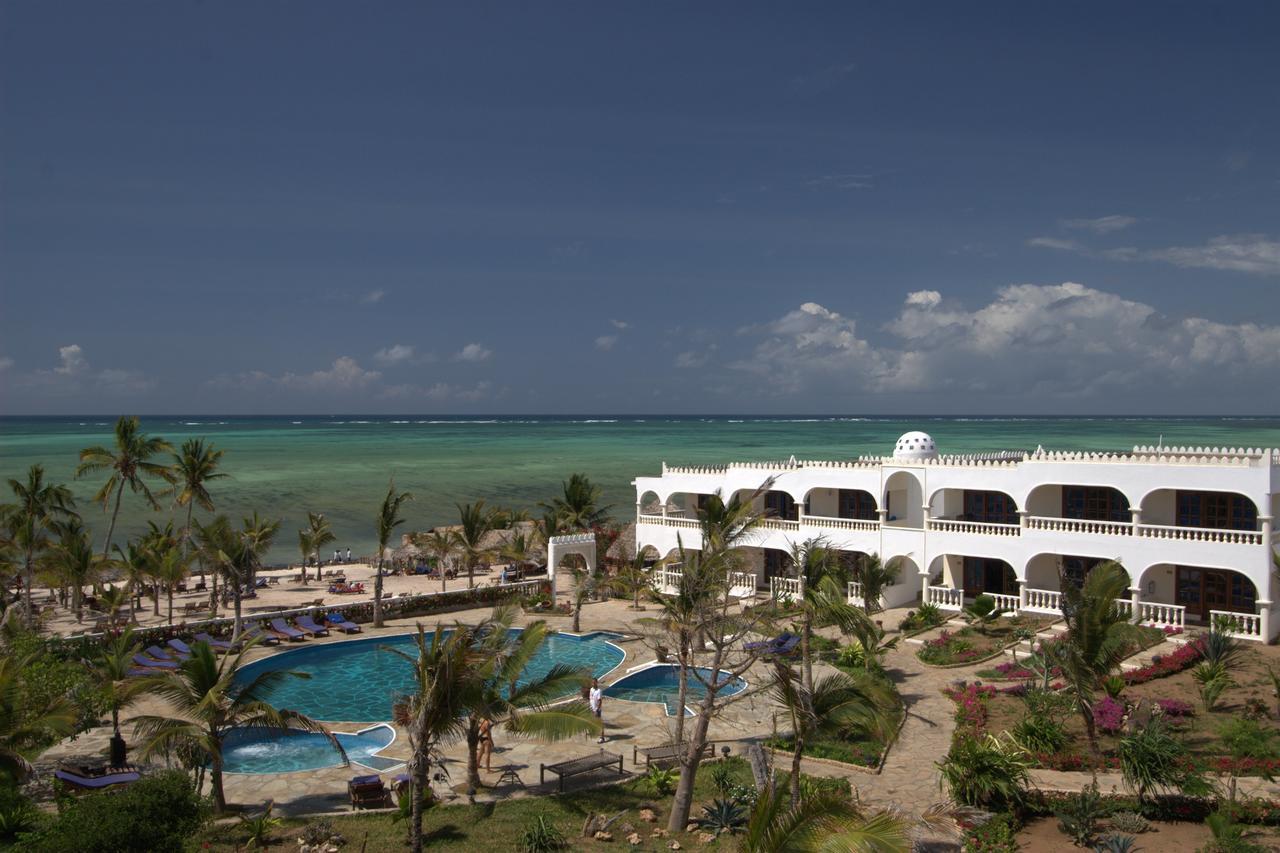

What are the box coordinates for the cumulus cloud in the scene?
[12,345,155,396]
[360,288,386,304]
[1110,234,1280,276]
[595,335,618,351]
[728,285,1280,400]
[373,344,417,365]
[210,356,382,393]
[610,319,629,330]
[1026,236,1080,251]
[452,343,492,362]
[1061,215,1138,234]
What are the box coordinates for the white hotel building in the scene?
[632,433,1280,642]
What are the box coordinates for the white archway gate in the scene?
[546,533,596,600]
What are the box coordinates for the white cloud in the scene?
[806,173,874,190]
[729,285,1280,400]
[610,319,629,330]
[452,343,492,363]
[374,344,416,365]
[1061,215,1138,234]
[14,345,155,396]
[1026,236,1080,251]
[360,288,386,304]
[1114,234,1280,276]
[54,344,87,375]
[595,335,618,351]
[675,345,717,369]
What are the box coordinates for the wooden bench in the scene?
[540,749,623,792]
[632,741,715,770]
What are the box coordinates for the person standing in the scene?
[345,547,352,563]
[477,717,494,772]
[589,678,605,743]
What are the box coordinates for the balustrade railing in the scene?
[726,571,757,599]
[925,585,964,611]
[1027,516,1132,536]
[770,576,803,602]
[929,519,1021,537]
[1136,601,1185,629]
[988,592,1021,612]
[1209,609,1262,640]
[760,518,801,532]
[1113,598,1134,620]
[655,566,684,595]
[1137,524,1262,546]
[802,514,880,532]
[637,514,702,530]
[1022,587,1063,615]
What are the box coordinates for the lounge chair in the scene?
[146,644,186,661]
[269,618,307,641]
[167,638,194,657]
[325,612,362,634]
[295,615,330,637]
[194,632,236,652]
[242,626,282,646]
[744,631,801,657]
[54,767,141,792]
[133,654,179,670]
[348,774,389,809]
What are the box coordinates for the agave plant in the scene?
[695,798,747,835]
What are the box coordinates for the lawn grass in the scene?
[196,758,757,851]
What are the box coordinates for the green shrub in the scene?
[1056,783,1105,847]
[1218,718,1280,761]
[519,813,567,853]
[1012,713,1066,754]
[641,765,678,797]
[0,785,38,841]
[22,771,209,852]
[938,735,1031,810]
[962,812,1019,853]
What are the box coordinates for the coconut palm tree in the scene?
[374,483,413,627]
[416,529,459,593]
[75,416,174,559]
[43,519,102,622]
[131,641,340,813]
[769,661,896,808]
[296,529,313,588]
[608,553,655,610]
[149,542,190,625]
[170,438,226,578]
[454,501,495,591]
[96,583,131,624]
[113,541,152,619]
[302,512,335,585]
[139,520,180,616]
[498,529,537,574]
[0,652,77,782]
[457,608,600,790]
[853,552,900,616]
[240,512,280,591]
[195,515,278,641]
[1044,560,1134,756]
[541,473,612,532]
[385,624,475,853]
[742,782,910,853]
[2,464,77,627]
[786,538,876,696]
[695,482,771,558]
[87,627,149,765]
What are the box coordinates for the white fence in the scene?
[988,592,1021,612]
[929,519,1021,537]
[925,585,964,611]
[1026,517,1132,536]
[803,514,880,532]
[1210,609,1262,640]
[726,571,757,599]
[1137,601,1185,630]
[1137,524,1263,546]
[655,565,684,596]
[770,576,803,602]
[1022,587,1063,615]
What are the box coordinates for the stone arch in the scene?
[1137,488,1259,530]
[547,533,596,600]
[1024,552,1131,591]
[883,471,924,527]
[1138,561,1260,622]
[802,486,877,520]
[1022,483,1132,520]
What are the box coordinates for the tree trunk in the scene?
[667,688,715,832]
[168,586,174,625]
[468,558,475,590]
[184,502,198,581]
[22,552,36,629]
[153,583,161,616]
[73,583,83,623]
[409,745,430,853]
[801,615,814,696]
[209,572,218,613]
[745,743,770,792]
[466,720,482,792]
[673,640,689,748]
[374,556,385,628]
[211,760,227,813]
[789,726,804,808]
[102,481,126,560]
[232,587,243,642]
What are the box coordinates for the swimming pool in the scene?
[232,629,625,722]
[604,664,747,716]
[221,724,400,774]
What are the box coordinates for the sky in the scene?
[1,2,1277,416]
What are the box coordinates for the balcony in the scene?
[929,518,1020,536]
[801,513,880,533]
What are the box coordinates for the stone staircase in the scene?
[1118,633,1194,672]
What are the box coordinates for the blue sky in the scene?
[2,2,1277,415]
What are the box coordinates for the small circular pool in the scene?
[604,664,747,716]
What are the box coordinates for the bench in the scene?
[540,749,623,792]
[632,741,714,770]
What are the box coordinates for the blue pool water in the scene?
[604,665,747,716]
[232,629,625,722]
[221,724,398,774]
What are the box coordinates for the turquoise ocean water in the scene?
[2,416,1278,564]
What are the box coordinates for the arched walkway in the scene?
[883,471,923,528]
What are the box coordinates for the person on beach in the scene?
[589,678,604,743]
[345,547,352,563]
[477,717,494,772]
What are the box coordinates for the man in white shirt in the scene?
[589,678,604,743]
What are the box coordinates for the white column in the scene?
[919,570,931,602]
[1018,509,1030,529]
[1018,579,1028,612]
[877,508,888,525]
[1130,507,1143,536]
[1130,586,1142,625]
[661,503,669,519]
[1258,600,1273,643]
[921,504,932,531]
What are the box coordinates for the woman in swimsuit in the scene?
[477,717,494,772]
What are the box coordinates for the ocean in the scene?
[3,415,1278,564]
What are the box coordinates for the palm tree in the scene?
[195,515,278,641]
[132,641,340,812]
[454,501,495,590]
[2,464,76,627]
[170,438,226,579]
[96,583,131,624]
[695,482,770,557]
[149,542,190,625]
[498,529,537,574]
[608,553,655,610]
[742,781,910,853]
[0,652,77,782]
[88,627,149,765]
[541,473,612,532]
[112,541,151,618]
[302,512,335,585]
[853,552,900,616]
[457,609,600,790]
[770,661,895,808]
[44,519,102,622]
[296,529,313,588]
[1044,560,1134,756]
[240,512,280,592]
[375,483,413,627]
[385,624,475,853]
[76,416,174,559]
[139,520,179,616]
[785,538,876,696]
[416,529,458,593]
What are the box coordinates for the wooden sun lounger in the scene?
[632,741,714,769]
[540,749,623,792]
[348,774,390,809]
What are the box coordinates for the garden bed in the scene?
[915,616,1054,667]
[974,624,1170,681]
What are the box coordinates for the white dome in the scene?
[893,431,937,461]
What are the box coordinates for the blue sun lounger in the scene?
[167,638,194,657]
[744,631,801,657]
[242,626,282,646]
[295,615,330,637]
[325,612,362,633]
[133,654,179,670]
[269,618,307,641]
[55,768,141,791]
[146,644,186,661]
[194,632,236,652]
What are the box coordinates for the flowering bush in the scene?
[1163,624,1184,636]
[1154,698,1195,718]
[1122,638,1205,684]
[945,683,996,735]
[1092,696,1126,733]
